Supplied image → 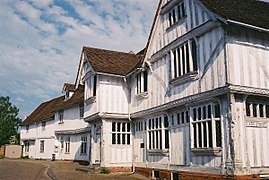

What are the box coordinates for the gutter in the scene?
[95,72,125,78]
[227,19,269,33]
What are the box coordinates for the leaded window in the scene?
[80,136,87,154]
[111,122,131,145]
[191,103,222,149]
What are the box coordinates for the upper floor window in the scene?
[136,70,148,94]
[86,75,97,99]
[79,104,84,119]
[111,122,131,145]
[59,110,64,124]
[41,121,46,130]
[191,103,221,149]
[168,2,186,27]
[171,39,198,80]
[24,141,29,152]
[26,125,29,131]
[147,116,169,150]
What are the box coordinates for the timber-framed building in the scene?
[21,0,269,179]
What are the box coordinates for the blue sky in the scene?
[0,0,158,119]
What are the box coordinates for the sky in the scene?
[0,0,158,119]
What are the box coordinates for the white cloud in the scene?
[0,0,158,118]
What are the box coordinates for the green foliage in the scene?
[0,155,4,159]
[100,168,110,174]
[0,96,21,145]
[21,155,29,159]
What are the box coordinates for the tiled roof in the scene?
[83,46,144,76]
[21,86,84,126]
[200,0,269,29]
[51,86,84,112]
[63,83,75,92]
[21,96,64,126]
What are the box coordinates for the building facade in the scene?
[21,0,269,179]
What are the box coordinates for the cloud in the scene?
[0,0,158,118]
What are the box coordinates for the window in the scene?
[168,2,185,27]
[135,121,144,132]
[41,121,46,130]
[111,122,131,145]
[79,104,84,119]
[147,116,169,150]
[40,140,44,153]
[26,125,29,131]
[60,136,64,149]
[173,110,189,126]
[136,70,148,94]
[171,39,198,80]
[24,141,29,152]
[191,103,221,149]
[65,137,70,153]
[86,75,97,99]
[59,110,64,124]
[246,101,269,118]
[80,136,87,154]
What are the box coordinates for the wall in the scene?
[5,145,22,158]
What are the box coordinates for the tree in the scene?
[0,96,21,145]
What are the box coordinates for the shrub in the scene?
[100,168,110,174]
[0,155,4,159]
[21,155,29,159]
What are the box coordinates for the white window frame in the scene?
[168,1,186,27]
[147,115,169,151]
[41,121,46,130]
[65,137,70,154]
[80,136,87,154]
[111,122,131,145]
[59,110,64,124]
[246,100,269,118]
[136,70,148,94]
[190,103,222,150]
[85,75,97,99]
[24,141,29,152]
[40,140,44,153]
[79,104,84,119]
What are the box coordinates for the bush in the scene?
[100,168,110,174]
[21,155,29,159]
[0,155,4,159]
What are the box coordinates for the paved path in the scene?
[0,159,148,180]
[0,159,50,180]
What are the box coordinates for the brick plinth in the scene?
[135,166,260,180]
[107,167,132,173]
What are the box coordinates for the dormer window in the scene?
[65,92,69,100]
[59,110,64,124]
[136,70,148,94]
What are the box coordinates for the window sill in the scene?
[245,116,268,128]
[135,92,148,100]
[147,149,169,156]
[191,147,222,156]
[170,71,198,87]
[166,16,187,32]
[85,96,96,105]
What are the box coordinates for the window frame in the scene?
[41,121,46,130]
[85,74,97,100]
[190,103,222,153]
[167,1,186,29]
[40,140,44,153]
[136,70,148,95]
[79,104,84,119]
[146,115,169,152]
[65,137,70,154]
[111,122,131,145]
[59,110,64,124]
[80,136,87,154]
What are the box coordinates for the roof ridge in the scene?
[83,46,141,56]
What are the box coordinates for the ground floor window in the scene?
[111,122,131,145]
[65,137,70,153]
[147,115,169,150]
[81,136,87,154]
[40,140,44,153]
[24,141,29,152]
[191,103,221,149]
